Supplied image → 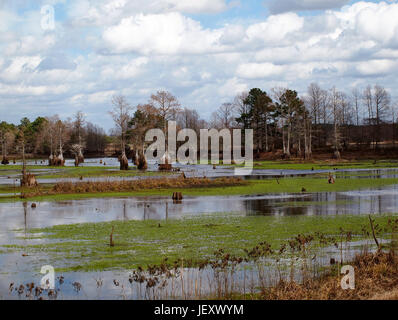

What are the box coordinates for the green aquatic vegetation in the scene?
[6,212,397,272]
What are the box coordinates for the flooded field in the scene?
[0,187,396,299]
[0,160,398,299]
[2,157,398,186]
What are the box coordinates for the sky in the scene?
[0,0,398,131]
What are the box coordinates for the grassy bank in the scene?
[5,213,397,272]
[0,165,172,179]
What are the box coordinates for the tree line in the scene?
[208,83,396,159]
[1,83,396,169]
[0,113,108,165]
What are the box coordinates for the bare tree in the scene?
[330,87,343,159]
[149,91,181,164]
[73,111,85,164]
[351,88,361,126]
[110,95,133,170]
[306,83,323,148]
[392,102,397,147]
[177,108,206,134]
[373,85,390,149]
[54,119,70,166]
[150,91,181,132]
[213,103,236,129]
[43,116,58,165]
[363,85,374,122]
[0,124,14,165]
[307,83,323,125]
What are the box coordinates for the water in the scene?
[1,163,398,299]
[3,157,398,186]
[1,185,398,238]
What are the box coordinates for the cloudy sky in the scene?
[1,0,397,130]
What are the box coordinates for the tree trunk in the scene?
[137,150,147,170]
[265,118,269,152]
[78,149,84,164]
[286,123,291,157]
[120,151,129,170]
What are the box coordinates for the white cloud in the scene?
[246,13,304,44]
[356,59,398,76]
[101,57,149,80]
[102,12,224,55]
[66,0,230,27]
[354,2,398,45]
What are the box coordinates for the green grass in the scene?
[228,160,398,170]
[6,212,397,272]
[0,165,172,179]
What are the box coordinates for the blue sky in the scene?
[0,0,397,130]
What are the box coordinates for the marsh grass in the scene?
[8,218,398,300]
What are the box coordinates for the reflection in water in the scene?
[0,185,398,238]
[0,184,397,299]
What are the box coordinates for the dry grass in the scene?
[49,177,246,195]
[263,250,398,300]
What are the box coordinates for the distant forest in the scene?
[1,83,397,162]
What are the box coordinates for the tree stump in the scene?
[21,173,38,187]
[172,192,183,201]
